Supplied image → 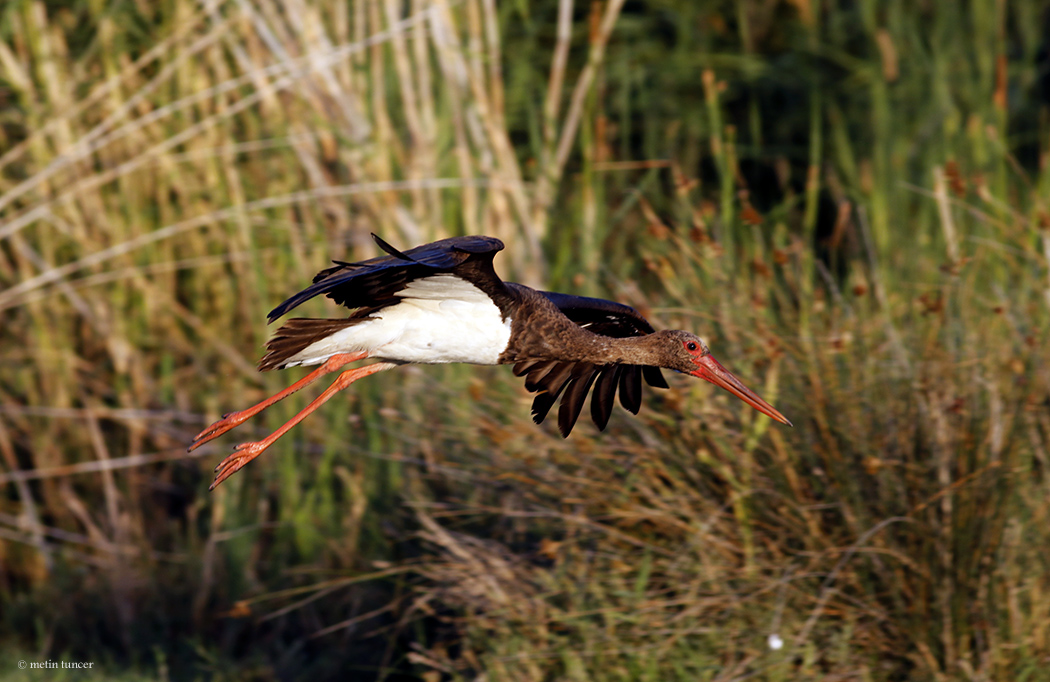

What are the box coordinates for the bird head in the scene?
[660,330,792,426]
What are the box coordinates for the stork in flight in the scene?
[189,235,791,489]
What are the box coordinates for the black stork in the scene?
[189,234,791,489]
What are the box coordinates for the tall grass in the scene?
[1,0,1049,679]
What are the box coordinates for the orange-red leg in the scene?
[209,361,398,490]
[188,351,369,453]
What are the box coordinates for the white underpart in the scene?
[282,274,513,367]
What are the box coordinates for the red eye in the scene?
[686,341,698,352]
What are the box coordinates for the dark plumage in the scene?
[266,235,513,321]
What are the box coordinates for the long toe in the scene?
[209,441,266,489]
[189,411,247,451]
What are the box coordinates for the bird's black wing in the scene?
[266,234,507,322]
[513,291,668,437]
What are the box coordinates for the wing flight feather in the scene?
[517,292,668,436]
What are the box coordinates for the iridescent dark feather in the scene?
[266,235,509,322]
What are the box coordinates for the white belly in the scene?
[282,275,513,367]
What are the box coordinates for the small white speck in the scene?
[768,634,784,650]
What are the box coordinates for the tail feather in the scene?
[259,318,361,371]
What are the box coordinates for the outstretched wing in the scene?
[512,292,668,437]
[266,234,509,322]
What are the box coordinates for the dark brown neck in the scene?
[498,285,673,366]
[567,330,672,366]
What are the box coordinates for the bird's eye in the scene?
[686,341,698,352]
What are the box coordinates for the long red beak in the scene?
[691,354,792,426]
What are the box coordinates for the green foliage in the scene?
[1,0,1049,680]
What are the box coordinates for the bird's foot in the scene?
[189,410,252,452]
[209,441,269,490]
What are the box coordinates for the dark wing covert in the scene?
[266,234,506,322]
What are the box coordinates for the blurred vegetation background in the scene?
[2,0,1050,679]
